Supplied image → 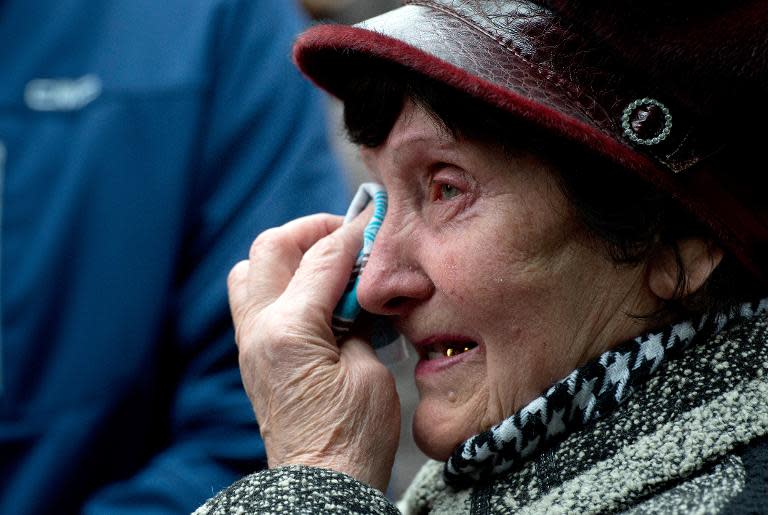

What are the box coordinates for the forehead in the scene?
[386,101,456,149]
[360,101,463,179]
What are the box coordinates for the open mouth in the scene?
[424,341,478,360]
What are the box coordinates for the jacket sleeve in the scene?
[194,466,402,515]
[82,1,350,513]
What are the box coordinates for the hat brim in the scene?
[294,5,663,187]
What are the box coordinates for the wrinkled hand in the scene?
[228,211,401,492]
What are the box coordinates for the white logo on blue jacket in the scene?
[24,75,102,112]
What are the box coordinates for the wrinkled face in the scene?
[356,101,659,461]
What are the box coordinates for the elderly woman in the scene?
[197,1,768,513]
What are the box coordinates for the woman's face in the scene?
[356,101,660,461]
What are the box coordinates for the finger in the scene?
[227,260,251,330]
[283,205,374,320]
[246,213,344,311]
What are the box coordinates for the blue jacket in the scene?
[0,0,350,513]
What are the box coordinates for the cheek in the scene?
[432,240,535,319]
[429,223,511,299]
[429,229,566,367]
[436,252,470,303]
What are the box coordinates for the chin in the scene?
[412,400,472,462]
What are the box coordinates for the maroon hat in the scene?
[293,0,768,282]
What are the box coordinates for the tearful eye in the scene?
[432,182,462,201]
[441,184,461,199]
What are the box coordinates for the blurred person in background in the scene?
[0,0,349,513]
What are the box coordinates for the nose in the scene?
[356,214,434,316]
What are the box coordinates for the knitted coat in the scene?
[195,310,768,514]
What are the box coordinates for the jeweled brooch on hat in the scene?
[622,98,672,146]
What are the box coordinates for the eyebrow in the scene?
[388,127,457,154]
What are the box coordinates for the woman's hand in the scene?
[227,211,401,492]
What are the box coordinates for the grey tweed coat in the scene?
[195,311,768,514]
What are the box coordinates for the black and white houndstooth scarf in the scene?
[444,297,768,487]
